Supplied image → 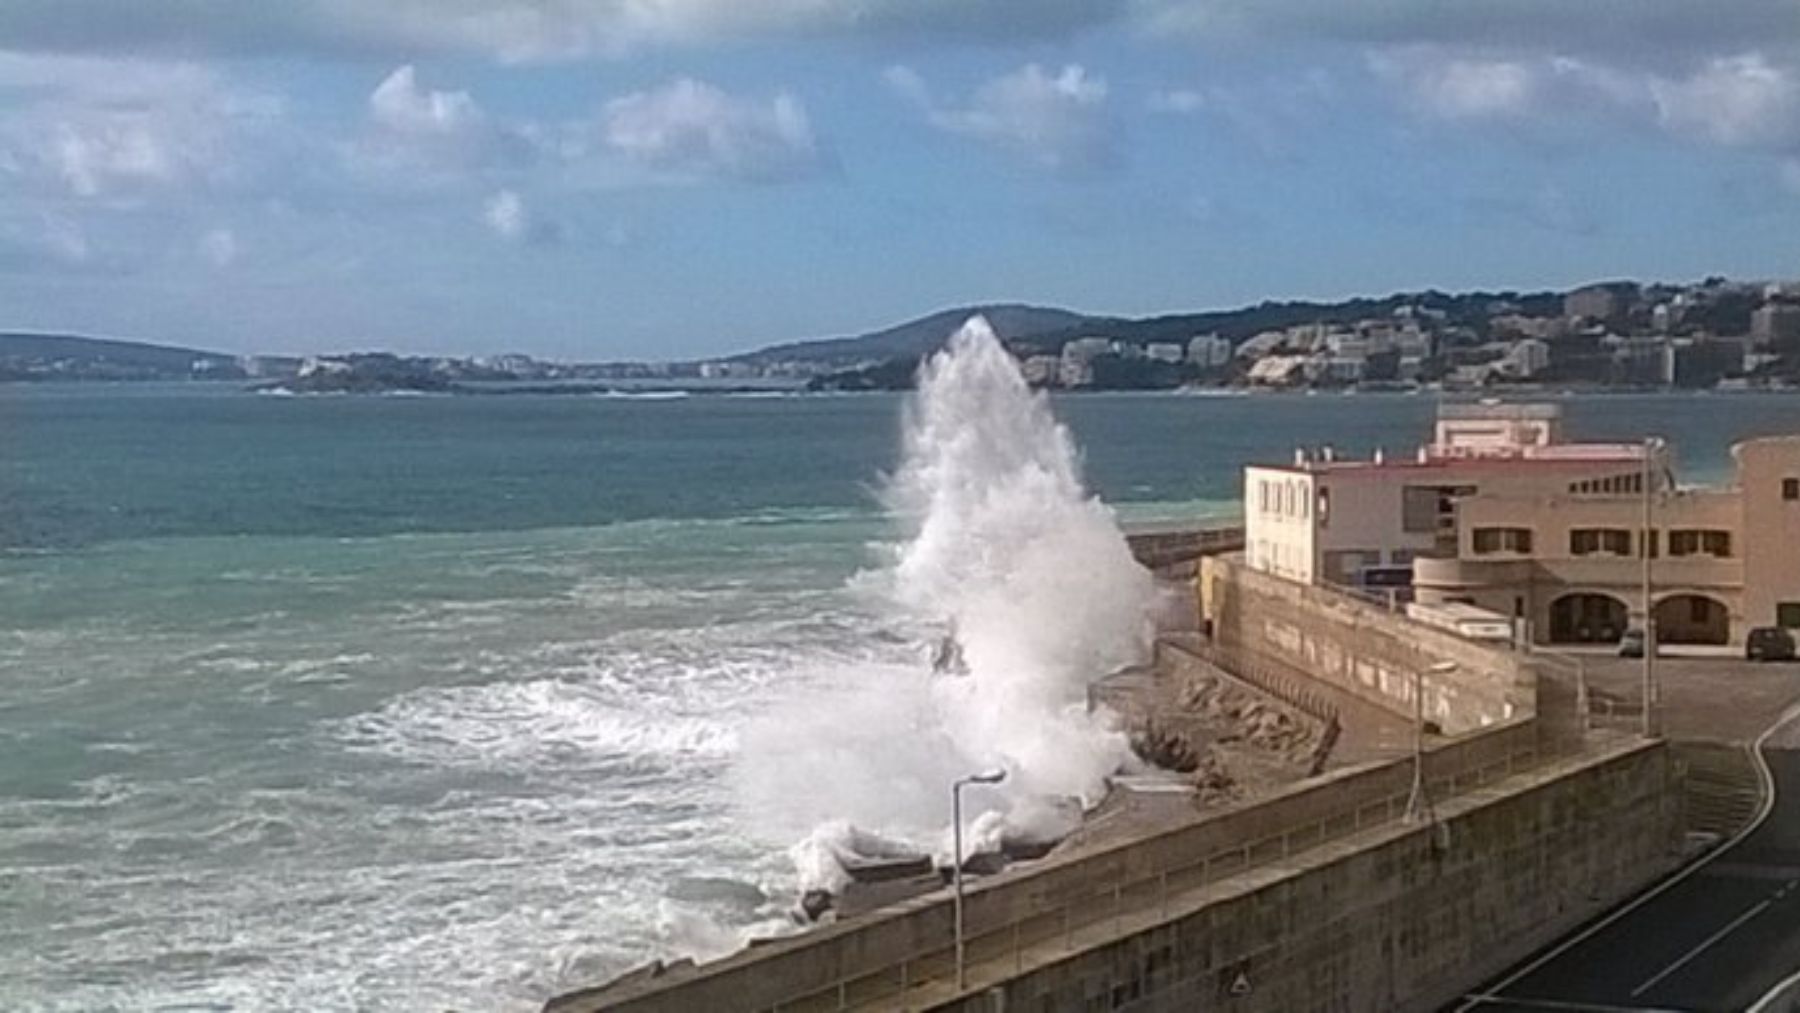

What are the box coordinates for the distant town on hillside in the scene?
[7,276,1800,394]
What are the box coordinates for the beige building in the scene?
[1244,403,1658,588]
[1415,436,1800,647]
[1245,401,1800,647]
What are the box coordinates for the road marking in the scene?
[1629,897,1773,997]
[1452,698,1800,1012]
[1459,994,1691,1012]
[1748,964,1800,1012]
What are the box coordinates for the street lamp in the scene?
[1640,436,1665,738]
[1407,661,1458,823]
[952,768,1007,991]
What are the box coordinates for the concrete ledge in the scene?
[925,736,1677,1013]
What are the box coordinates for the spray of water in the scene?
[736,317,1153,893]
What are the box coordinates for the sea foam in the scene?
[737,317,1153,891]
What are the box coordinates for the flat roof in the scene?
[1437,402,1562,421]
[1249,446,1648,477]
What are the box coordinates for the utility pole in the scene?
[1641,437,1659,738]
[1407,662,1458,823]
[951,769,1006,991]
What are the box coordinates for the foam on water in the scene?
[336,678,740,770]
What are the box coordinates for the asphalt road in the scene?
[1457,742,1800,1012]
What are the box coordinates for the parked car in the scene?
[1746,626,1798,662]
[1617,628,1646,658]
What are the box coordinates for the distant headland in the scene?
[6,275,1800,394]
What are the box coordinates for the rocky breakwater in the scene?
[1095,648,1331,807]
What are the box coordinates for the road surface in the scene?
[1458,714,1800,1012]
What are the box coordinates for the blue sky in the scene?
[2,2,1799,361]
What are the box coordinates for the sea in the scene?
[3,381,1796,1011]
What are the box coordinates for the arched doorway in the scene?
[1654,594,1730,645]
[1549,593,1629,644]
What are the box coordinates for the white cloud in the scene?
[483,189,526,240]
[369,65,483,136]
[0,1,1120,63]
[911,63,1116,172]
[601,79,824,182]
[0,55,281,197]
[1650,54,1800,149]
[1137,0,1800,57]
[358,65,534,176]
[199,228,238,267]
[480,188,564,245]
[1367,49,1580,121]
[1372,46,1800,156]
[883,65,931,107]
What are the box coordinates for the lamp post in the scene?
[1407,661,1458,823]
[1641,437,1662,738]
[952,768,1006,991]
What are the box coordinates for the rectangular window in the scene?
[1401,486,1439,533]
[1780,603,1800,628]
[1571,528,1632,556]
[1473,527,1532,555]
[1785,478,1799,501]
[1669,530,1732,558]
[1642,529,1659,559]
[1317,487,1330,528]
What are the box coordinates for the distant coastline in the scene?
[7,274,1800,396]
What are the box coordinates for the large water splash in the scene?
[737,317,1154,892]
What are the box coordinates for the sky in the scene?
[2,2,1800,361]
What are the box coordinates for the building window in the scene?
[1571,474,1643,495]
[1570,528,1632,556]
[1317,487,1330,527]
[1643,529,1659,559]
[1669,530,1732,558]
[1401,487,1439,534]
[1780,603,1800,628]
[1785,478,1800,501]
[1473,527,1533,555]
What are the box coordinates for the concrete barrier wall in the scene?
[1200,555,1532,734]
[1126,525,1246,578]
[939,739,1679,1013]
[547,721,1543,1013]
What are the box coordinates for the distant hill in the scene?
[1020,289,1565,350]
[0,331,253,381]
[732,304,1096,367]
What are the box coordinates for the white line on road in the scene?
[1749,964,1800,1012]
[1629,897,1773,997]
[1454,698,1800,1012]
[1457,994,1689,1012]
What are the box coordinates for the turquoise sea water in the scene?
[2,386,1795,1010]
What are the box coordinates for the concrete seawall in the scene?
[1201,554,1532,734]
[545,713,1622,1012]
[928,737,1678,1013]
